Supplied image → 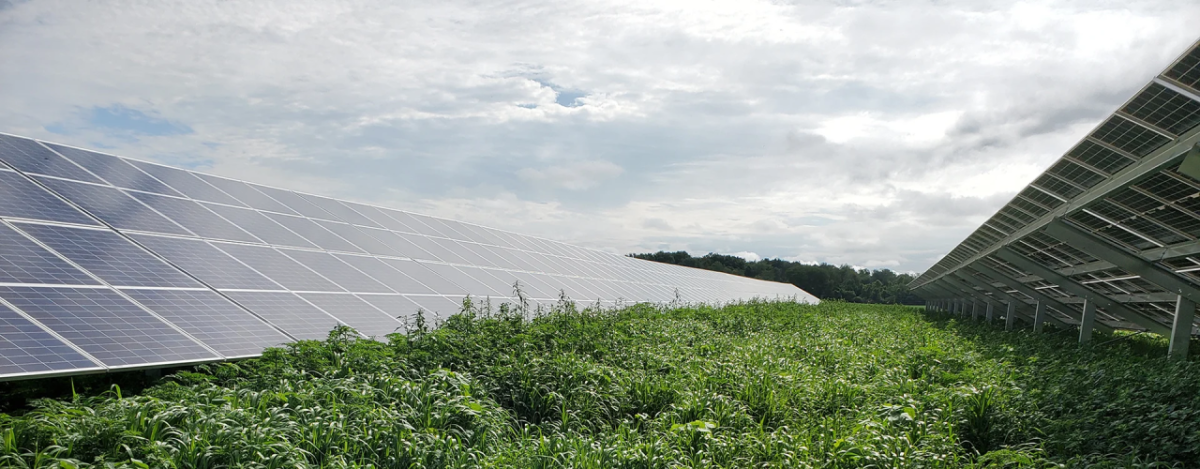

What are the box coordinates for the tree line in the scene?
[629,251,922,305]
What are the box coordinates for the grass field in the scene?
[2,300,1199,468]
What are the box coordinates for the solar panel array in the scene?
[911,38,1200,358]
[0,133,816,380]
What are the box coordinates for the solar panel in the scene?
[193,175,299,215]
[333,254,435,294]
[0,223,100,285]
[130,235,282,290]
[380,258,457,293]
[0,134,817,380]
[0,171,99,226]
[264,213,362,253]
[201,203,318,249]
[124,160,246,206]
[43,144,183,196]
[124,289,290,357]
[406,295,464,321]
[280,249,392,293]
[249,185,329,220]
[0,286,216,367]
[16,223,202,288]
[313,220,398,256]
[297,293,402,338]
[213,244,341,292]
[222,291,344,341]
[296,194,382,228]
[0,303,99,377]
[36,178,191,235]
[127,192,259,242]
[0,134,103,183]
[357,294,424,325]
[418,262,504,297]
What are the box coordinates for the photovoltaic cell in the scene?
[355,205,423,233]
[379,258,458,293]
[380,210,443,237]
[193,175,299,215]
[0,304,98,376]
[461,267,520,297]
[250,185,329,219]
[419,218,472,241]
[364,230,437,260]
[297,194,382,228]
[124,160,246,206]
[222,291,343,341]
[0,286,216,367]
[43,144,182,196]
[16,223,202,288]
[506,271,560,299]
[406,295,464,321]
[125,289,290,357]
[314,221,399,256]
[354,226,418,258]
[419,263,504,297]
[0,172,99,226]
[280,249,391,293]
[130,235,282,290]
[0,223,99,285]
[298,293,402,338]
[407,214,460,238]
[0,134,103,183]
[202,203,317,249]
[404,235,467,263]
[264,213,362,253]
[333,254,436,294]
[442,240,492,266]
[213,244,341,292]
[36,178,191,235]
[128,192,259,242]
[358,294,424,324]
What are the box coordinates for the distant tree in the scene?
[629,251,922,305]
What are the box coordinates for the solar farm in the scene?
[2,32,1200,469]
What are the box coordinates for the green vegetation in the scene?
[630,251,922,304]
[2,300,1199,468]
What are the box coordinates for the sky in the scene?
[1,0,1198,273]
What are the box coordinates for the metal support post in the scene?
[971,299,980,321]
[1033,301,1046,333]
[1079,300,1096,343]
[1169,295,1195,360]
[996,247,1170,335]
[1005,301,1016,331]
[974,260,1115,334]
[985,301,994,322]
[1044,221,1200,302]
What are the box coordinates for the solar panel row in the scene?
[0,133,817,380]
[912,39,1200,358]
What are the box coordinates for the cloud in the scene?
[516,159,624,190]
[1,0,1197,274]
[726,251,762,262]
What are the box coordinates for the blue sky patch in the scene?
[88,105,192,136]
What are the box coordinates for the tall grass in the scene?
[1,300,1198,468]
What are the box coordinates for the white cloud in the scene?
[1,0,1197,273]
[516,160,625,190]
[726,251,762,262]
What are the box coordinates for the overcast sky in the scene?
[2,1,1197,273]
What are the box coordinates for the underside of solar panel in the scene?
[910,39,1200,359]
[0,134,818,381]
